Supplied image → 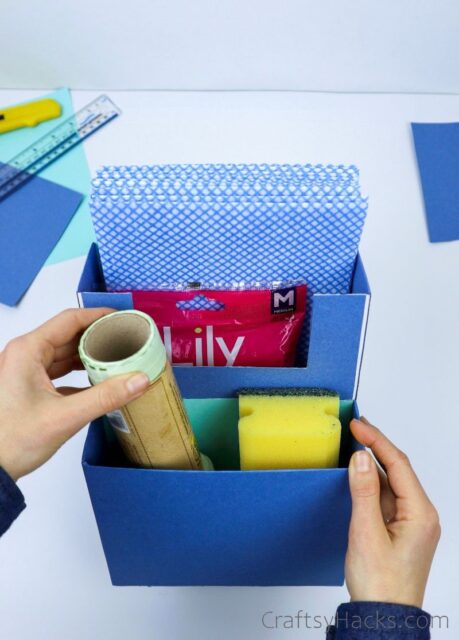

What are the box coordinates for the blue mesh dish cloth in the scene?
[90,164,368,296]
[91,179,359,202]
[93,164,361,201]
[95,163,360,186]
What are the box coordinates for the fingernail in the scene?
[354,450,371,472]
[126,373,149,394]
[359,416,370,425]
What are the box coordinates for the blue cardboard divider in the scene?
[78,243,370,586]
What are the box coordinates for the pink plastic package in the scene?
[132,285,307,367]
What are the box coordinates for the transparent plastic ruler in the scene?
[0,94,121,201]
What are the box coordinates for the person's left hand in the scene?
[0,308,149,481]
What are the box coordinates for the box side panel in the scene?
[352,293,371,400]
[78,243,105,293]
[352,253,371,295]
[349,253,372,400]
[300,293,368,399]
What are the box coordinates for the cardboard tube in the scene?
[79,310,205,470]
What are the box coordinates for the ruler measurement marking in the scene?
[0,95,120,201]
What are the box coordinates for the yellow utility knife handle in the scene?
[0,98,61,134]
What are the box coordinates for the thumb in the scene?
[59,372,149,435]
[348,450,386,541]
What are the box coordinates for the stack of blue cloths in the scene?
[90,163,368,298]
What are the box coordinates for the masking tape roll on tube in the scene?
[79,310,211,470]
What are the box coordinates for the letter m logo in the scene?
[271,287,296,314]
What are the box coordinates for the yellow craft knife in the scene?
[0,98,61,134]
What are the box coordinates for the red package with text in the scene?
[132,285,307,367]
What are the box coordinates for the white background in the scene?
[1,1,459,92]
[0,88,457,638]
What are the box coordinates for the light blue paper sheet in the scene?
[0,88,95,264]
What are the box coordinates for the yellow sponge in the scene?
[238,388,341,470]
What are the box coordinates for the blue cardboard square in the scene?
[0,166,83,306]
[412,122,459,242]
[77,244,370,586]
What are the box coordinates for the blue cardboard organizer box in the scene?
[78,243,370,587]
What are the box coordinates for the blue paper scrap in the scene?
[412,122,459,243]
[0,88,94,264]
[0,167,83,306]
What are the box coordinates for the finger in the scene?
[356,440,395,517]
[376,463,396,523]
[31,308,115,349]
[353,420,396,521]
[348,450,387,543]
[53,336,81,363]
[48,356,84,380]
[350,418,431,512]
[56,372,149,437]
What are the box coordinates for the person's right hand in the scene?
[345,417,440,608]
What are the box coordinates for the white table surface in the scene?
[0,89,457,639]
